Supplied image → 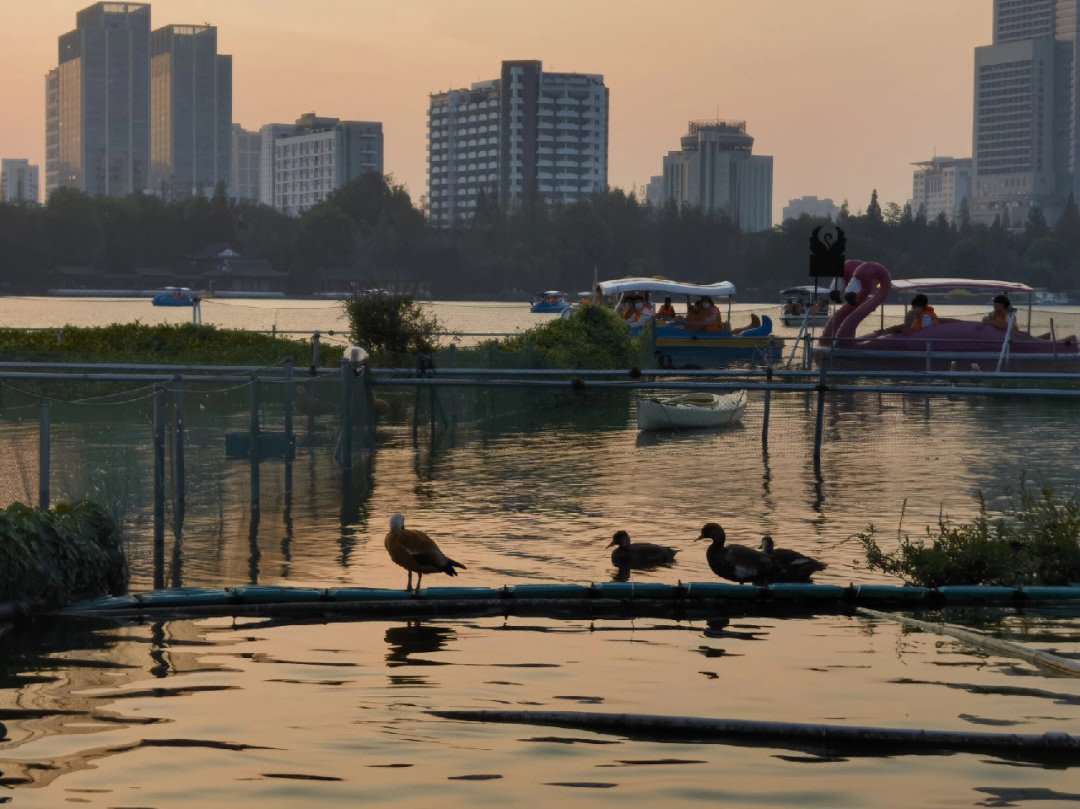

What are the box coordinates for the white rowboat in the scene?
[636,390,748,431]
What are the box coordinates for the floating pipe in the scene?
[428,709,1080,759]
[856,607,1080,677]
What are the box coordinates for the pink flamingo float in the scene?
[818,262,1078,372]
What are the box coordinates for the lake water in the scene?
[1,297,1080,807]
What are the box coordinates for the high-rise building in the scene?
[782,196,839,222]
[1,160,40,204]
[971,0,1080,223]
[149,24,232,198]
[427,60,608,227]
[230,125,261,202]
[258,123,296,207]
[654,120,773,232]
[272,113,383,216]
[47,2,151,198]
[912,157,972,223]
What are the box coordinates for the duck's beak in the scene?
[606,539,617,548]
[694,534,705,542]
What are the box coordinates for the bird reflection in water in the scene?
[385,621,455,667]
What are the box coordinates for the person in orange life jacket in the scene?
[982,294,1019,332]
[876,293,939,335]
[624,296,653,325]
[656,296,677,319]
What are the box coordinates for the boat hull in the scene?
[530,302,571,313]
[152,294,197,307]
[637,390,747,431]
[782,313,829,328]
[651,319,783,369]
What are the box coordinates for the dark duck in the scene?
[758,535,827,582]
[607,530,678,568]
[696,522,775,584]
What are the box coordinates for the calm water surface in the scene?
[1,297,1080,806]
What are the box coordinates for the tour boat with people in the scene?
[596,277,783,368]
[814,261,1080,372]
[779,285,832,328]
[529,291,572,313]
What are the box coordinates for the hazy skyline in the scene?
[4,1,990,220]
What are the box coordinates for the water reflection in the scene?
[385,622,454,666]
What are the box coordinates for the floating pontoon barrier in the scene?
[57,583,1080,622]
[428,709,1080,761]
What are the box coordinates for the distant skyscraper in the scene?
[1,160,40,203]
[911,157,972,223]
[258,123,296,207]
[230,125,261,202]
[149,24,232,198]
[427,60,609,227]
[654,120,773,232]
[782,196,839,222]
[47,2,151,198]
[272,113,383,216]
[972,0,1080,223]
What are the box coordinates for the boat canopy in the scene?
[891,278,1034,296]
[598,277,736,298]
[780,285,832,297]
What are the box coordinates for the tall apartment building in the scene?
[428,60,608,227]
[272,113,383,216]
[1,160,40,203]
[654,120,773,232]
[46,2,151,198]
[149,25,232,198]
[257,123,297,207]
[782,196,839,222]
[230,125,261,202]
[912,157,972,223]
[972,0,1080,223]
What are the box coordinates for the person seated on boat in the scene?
[982,294,1020,332]
[732,313,762,335]
[782,298,799,316]
[656,296,677,320]
[624,296,654,326]
[875,293,939,335]
[811,297,828,315]
[616,295,635,317]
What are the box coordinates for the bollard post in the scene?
[249,377,261,512]
[339,359,353,471]
[38,403,51,510]
[1051,318,1057,356]
[153,386,166,590]
[761,364,772,448]
[813,351,829,473]
[173,377,185,531]
[925,341,932,373]
[311,332,321,374]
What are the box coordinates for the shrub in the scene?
[476,304,646,369]
[344,293,441,360]
[858,487,1080,587]
[0,501,127,607]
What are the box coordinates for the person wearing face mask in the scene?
[626,295,653,325]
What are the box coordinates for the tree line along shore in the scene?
[4,175,1080,299]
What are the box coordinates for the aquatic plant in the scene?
[858,487,1080,587]
[0,323,342,367]
[0,501,127,607]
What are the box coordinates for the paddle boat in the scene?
[815,262,1080,372]
[779,285,831,328]
[597,277,783,368]
[529,291,572,313]
[152,287,201,307]
[636,390,747,431]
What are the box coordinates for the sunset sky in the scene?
[3,1,991,220]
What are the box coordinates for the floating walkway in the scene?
[59,582,1080,622]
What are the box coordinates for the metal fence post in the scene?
[813,351,829,474]
[153,386,166,590]
[173,376,185,529]
[249,376,261,511]
[340,359,353,470]
[311,332,321,374]
[284,357,294,502]
[38,403,51,510]
[761,364,772,448]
